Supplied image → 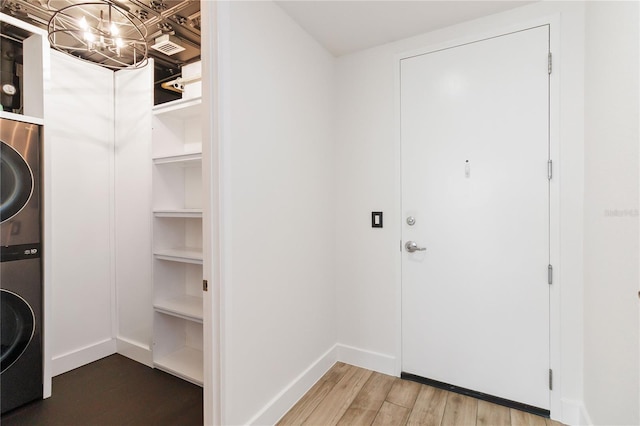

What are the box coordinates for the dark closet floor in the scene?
[1,354,203,426]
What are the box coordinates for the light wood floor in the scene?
[278,363,563,426]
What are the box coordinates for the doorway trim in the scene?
[393,13,561,420]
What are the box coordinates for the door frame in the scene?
[393,15,561,418]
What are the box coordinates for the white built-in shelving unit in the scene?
[151,96,204,386]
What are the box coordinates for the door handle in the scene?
[405,241,426,253]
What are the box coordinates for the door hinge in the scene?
[549,369,553,390]
[548,264,553,285]
[548,52,552,74]
[203,279,208,292]
[547,159,553,180]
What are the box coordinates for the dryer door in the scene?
[0,141,34,223]
[0,289,35,373]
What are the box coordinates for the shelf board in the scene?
[154,347,203,386]
[0,111,44,125]
[153,97,202,119]
[154,247,203,264]
[154,295,203,323]
[153,152,202,166]
[153,209,203,218]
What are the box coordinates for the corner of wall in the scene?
[580,404,594,426]
[247,345,338,425]
[561,398,593,426]
[336,344,396,377]
[116,337,153,367]
[51,338,117,377]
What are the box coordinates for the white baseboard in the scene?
[579,403,593,426]
[562,398,592,426]
[51,338,117,376]
[247,345,338,425]
[116,337,153,367]
[336,343,397,376]
[244,343,396,425]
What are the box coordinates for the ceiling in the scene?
[1,1,537,74]
[275,1,537,57]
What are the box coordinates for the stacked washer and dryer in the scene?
[0,117,43,414]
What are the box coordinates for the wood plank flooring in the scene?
[278,363,563,426]
[2,356,561,426]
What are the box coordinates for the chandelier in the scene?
[47,0,148,70]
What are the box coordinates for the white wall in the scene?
[114,65,154,365]
[583,2,639,425]
[221,2,336,424]
[334,2,586,424]
[46,51,116,375]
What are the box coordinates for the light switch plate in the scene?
[372,212,383,228]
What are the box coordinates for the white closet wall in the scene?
[46,54,155,374]
[583,2,640,424]
[222,2,336,424]
[46,51,116,375]
[114,64,154,365]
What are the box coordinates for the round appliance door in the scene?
[1,289,35,373]
[0,141,34,223]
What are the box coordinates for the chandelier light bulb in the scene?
[84,31,95,49]
[79,16,88,30]
[110,23,119,36]
[115,37,123,57]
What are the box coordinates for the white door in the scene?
[401,26,550,410]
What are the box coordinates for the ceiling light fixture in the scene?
[47,0,148,70]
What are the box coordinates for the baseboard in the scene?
[51,338,117,376]
[579,403,593,426]
[116,337,153,367]
[562,398,592,425]
[247,345,338,425]
[336,343,396,376]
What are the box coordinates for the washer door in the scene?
[0,141,34,223]
[1,289,35,373]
